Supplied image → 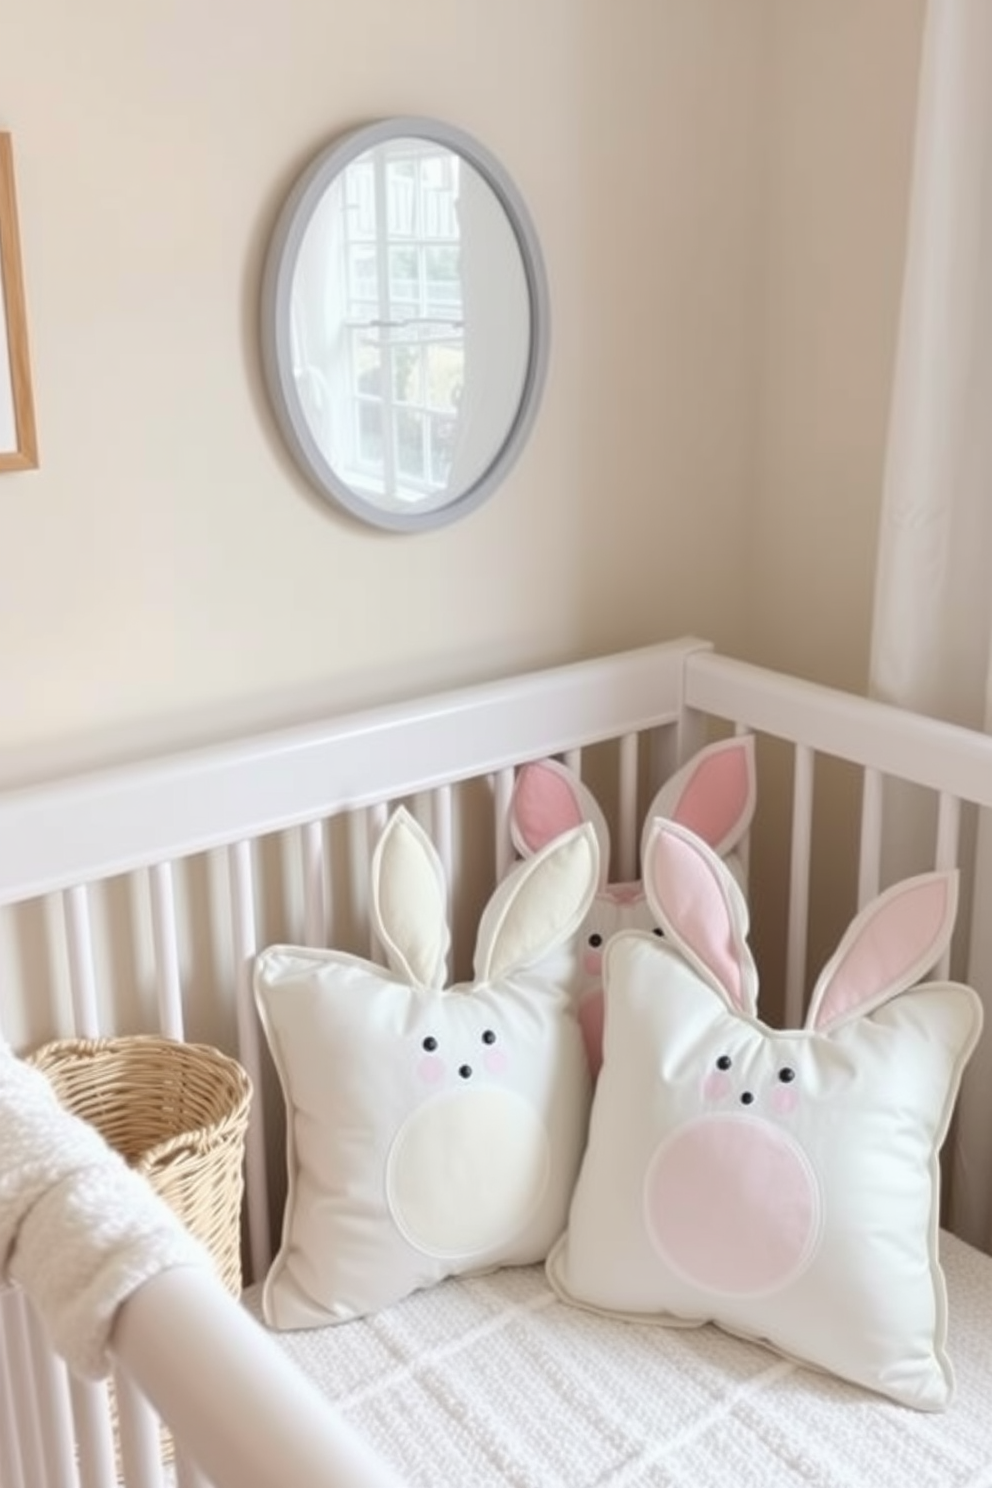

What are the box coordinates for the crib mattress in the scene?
[244,1231,992,1487]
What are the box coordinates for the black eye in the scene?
[588,932,603,948]
[740,1091,754,1106]
[716,1054,732,1071]
[481,1029,496,1045]
[652,927,665,938]
[458,1064,472,1079]
[778,1067,796,1083]
[422,1036,438,1052]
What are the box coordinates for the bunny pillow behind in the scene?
[509,736,756,1074]
[547,820,983,1411]
[255,807,598,1328]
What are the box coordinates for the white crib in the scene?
[2,636,992,1488]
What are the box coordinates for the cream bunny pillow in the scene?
[547,819,983,1411]
[255,807,598,1329]
[509,737,755,1074]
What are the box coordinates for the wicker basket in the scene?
[28,1034,252,1297]
[28,1034,252,1464]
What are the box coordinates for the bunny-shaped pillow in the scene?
[547,820,983,1410]
[255,807,599,1329]
[509,736,755,1073]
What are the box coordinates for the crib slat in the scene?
[366,803,389,961]
[0,1377,24,1488]
[113,1370,166,1488]
[433,783,454,863]
[25,1304,79,1488]
[3,1290,48,1488]
[300,820,327,947]
[63,884,100,1037]
[227,838,271,1283]
[433,785,455,938]
[731,724,752,885]
[0,1293,28,1488]
[616,733,639,882]
[857,766,883,907]
[0,1400,25,1488]
[935,790,962,874]
[369,800,388,842]
[69,1375,118,1488]
[934,791,962,981]
[784,744,814,1026]
[149,861,184,1039]
[492,767,515,880]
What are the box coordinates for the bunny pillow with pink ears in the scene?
[509,737,755,1073]
[547,820,983,1411]
[254,807,599,1329]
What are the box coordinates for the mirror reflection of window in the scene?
[289,138,529,515]
[337,140,465,506]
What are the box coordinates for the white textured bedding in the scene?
[244,1231,992,1487]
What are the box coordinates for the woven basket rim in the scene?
[27,1033,252,1166]
[30,1032,244,1063]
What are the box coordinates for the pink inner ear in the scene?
[813,876,951,1031]
[672,747,750,849]
[651,830,748,1012]
[513,764,584,851]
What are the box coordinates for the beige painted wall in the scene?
[0,0,923,781]
[751,0,926,693]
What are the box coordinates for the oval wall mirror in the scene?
[260,117,550,533]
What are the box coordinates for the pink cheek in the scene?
[645,1115,819,1294]
[583,948,602,977]
[770,1084,799,1116]
[703,1070,732,1102]
[484,1048,509,1076]
[418,1055,445,1084]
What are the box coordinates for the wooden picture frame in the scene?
[0,132,38,471]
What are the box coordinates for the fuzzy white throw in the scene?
[0,1041,212,1379]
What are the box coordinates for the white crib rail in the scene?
[111,1268,405,1488]
[685,649,992,1017]
[0,640,699,909]
[685,649,992,800]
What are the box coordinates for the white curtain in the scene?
[868,0,992,1250]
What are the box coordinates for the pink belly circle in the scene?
[643,1114,820,1296]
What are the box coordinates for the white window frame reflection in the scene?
[342,141,465,502]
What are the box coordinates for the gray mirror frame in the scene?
[260,117,551,533]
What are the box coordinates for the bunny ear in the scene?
[643,735,756,865]
[805,870,959,1033]
[370,808,450,989]
[475,823,599,984]
[510,759,610,882]
[642,819,757,1015]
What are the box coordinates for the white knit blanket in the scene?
[0,1043,211,1379]
[247,1232,992,1487]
